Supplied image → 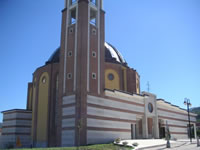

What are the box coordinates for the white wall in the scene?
[62,95,76,147]
[87,95,142,144]
[62,130,75,147]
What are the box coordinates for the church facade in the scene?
[0,0,197,148]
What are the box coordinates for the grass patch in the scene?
[9,144,132,150]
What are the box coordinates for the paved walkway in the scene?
[120,139,200,150]
[143,141,199,150]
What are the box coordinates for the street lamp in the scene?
[184,98,192,143]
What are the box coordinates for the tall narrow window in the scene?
[131,124,134,139]
[70,0,77,6]
[70,8,76,25]
[90,9,97,26]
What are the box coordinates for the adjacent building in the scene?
[0,0,197,148]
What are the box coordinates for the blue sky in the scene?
[0,0,200,122]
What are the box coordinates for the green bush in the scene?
[122,141,128,146]
[132,142,139,147]
[114,138,121,144]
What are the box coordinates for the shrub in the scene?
[132,142,139,147]
[114,138,121,144]
[122,141,128,146]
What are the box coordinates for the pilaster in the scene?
[194,123,197,139]
[142,116,148,138]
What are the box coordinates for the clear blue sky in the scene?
[0,0,200,122]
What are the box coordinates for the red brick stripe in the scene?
[62,103,76,108]
[87,114,136,123]
[162,124,187,128]
[3,110,32,115]
[62,115,76,119]
[62,127,75,131]
[2,125,31,129]
[2,132,30,135]
[87,127,131,132]
[3,118,32,121]
[88,103,144,115]
[158,116,196,123]
[103,95,145,107]
[158,108,196,117]
[171,132,187,135]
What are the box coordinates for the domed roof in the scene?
[46,47,60,65]
[105,42,127,65]
[46,42,127,66]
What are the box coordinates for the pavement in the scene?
[120,139,200,150]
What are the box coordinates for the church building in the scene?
[0,0,197,148]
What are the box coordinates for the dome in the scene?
[45,47,60,65]
[46,42,127,65]
[105,42,127,65]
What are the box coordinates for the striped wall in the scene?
[157,101,197,139]
[3,113,32,120]
[1,110,32,148]
[61,95,76,147]
[87,130,131,144]
[105,90,144,105]
[87,95,144,144]
[158,109,196,122]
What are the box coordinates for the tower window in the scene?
[92,28,96,35]
[92,73,96,79]
[68,51,72,57]
[70,8,76,25]
[69,27,74,33]
[90,0,97,6]
[67,73,72,79]
[90,9,97,26]
[92,51,96,57]
[70,0,77,6]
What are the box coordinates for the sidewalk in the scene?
[143,141,199,150]
[121,139,199,150]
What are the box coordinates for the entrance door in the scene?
[131,124,134,139]
[159,122,165,138]
[148,118,153,138]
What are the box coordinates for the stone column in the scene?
[154,116,159,139]
[194,123,197,139]
[133,124,136,139]
[142,116,148,138]
[154,94,159,139]
[136,121,139,139]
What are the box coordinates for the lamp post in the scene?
[184,98,192,143]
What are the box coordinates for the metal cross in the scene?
[147,81,150,92]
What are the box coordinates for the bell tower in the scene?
[58,0,105,146]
